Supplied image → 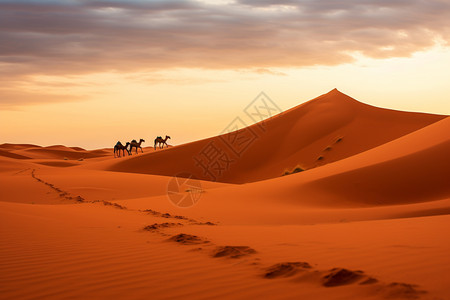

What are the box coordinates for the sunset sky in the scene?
[1,0,449,149]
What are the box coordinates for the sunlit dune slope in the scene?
[108,89,445,183]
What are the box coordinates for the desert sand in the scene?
[1,89,449,300]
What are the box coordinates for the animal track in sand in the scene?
[169,233,210,245]
[381,282,427,299]
[321,268,365,287]
[141,209,216,225]
[212,246,257,259]
[31,169,86,203]
[191,221,217,226]
[148,224,426,298]
[166,233,257,260]
[30,169,127,209]
[264,262,312,278]
[90,200,127,209]
[263,262,426,298]
[142,209,195,222]
[317,136,344,166]
[28,170,428,298]
[143,223,184,231]
[162,228,426,297]
[13,168,31,175]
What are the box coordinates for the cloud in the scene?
[0,0,449,77]
[0,89,88,109]
[252,68,287,76]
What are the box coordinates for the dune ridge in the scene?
[107,89,445,183]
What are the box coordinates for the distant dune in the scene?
[0,143,40,151]
[0,144,112,160]
[0,149,30,160]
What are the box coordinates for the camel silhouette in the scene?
[130,139,145,154]
[114,141,130,158]
[154,135,171,150]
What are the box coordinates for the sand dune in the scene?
[110,117,449,227]
[10,146,110,160]
[0,149,30,160]
[0,143,40,151]
[0,143,111,161]
[107,89,445,183]
[0,156,34,173]
[70,146,86,151]
[251,116,450,207]
[1,90,448,300]
[43,145,79,151]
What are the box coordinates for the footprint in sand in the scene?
[321,268,365,287]
[169,233,210,245]
[143,223,184,231]
[264,262,312,279]
[212,246,257,259]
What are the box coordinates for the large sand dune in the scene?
[0,90,448,299]
[111,117,449,226]
[107,89,445,183]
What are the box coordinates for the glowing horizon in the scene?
[1,0,449,149]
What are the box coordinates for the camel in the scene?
[129,139,145,154]
[154,135,171,150]
[114,141,130,158]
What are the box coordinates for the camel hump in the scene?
[157,136,162,139]
[132,139,137,143]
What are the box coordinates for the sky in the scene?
[1,0,449,149]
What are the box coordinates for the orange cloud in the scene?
[0,89,87,108]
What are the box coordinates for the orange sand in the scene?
[0,90,448,300]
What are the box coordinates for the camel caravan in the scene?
[113,136,171,157]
